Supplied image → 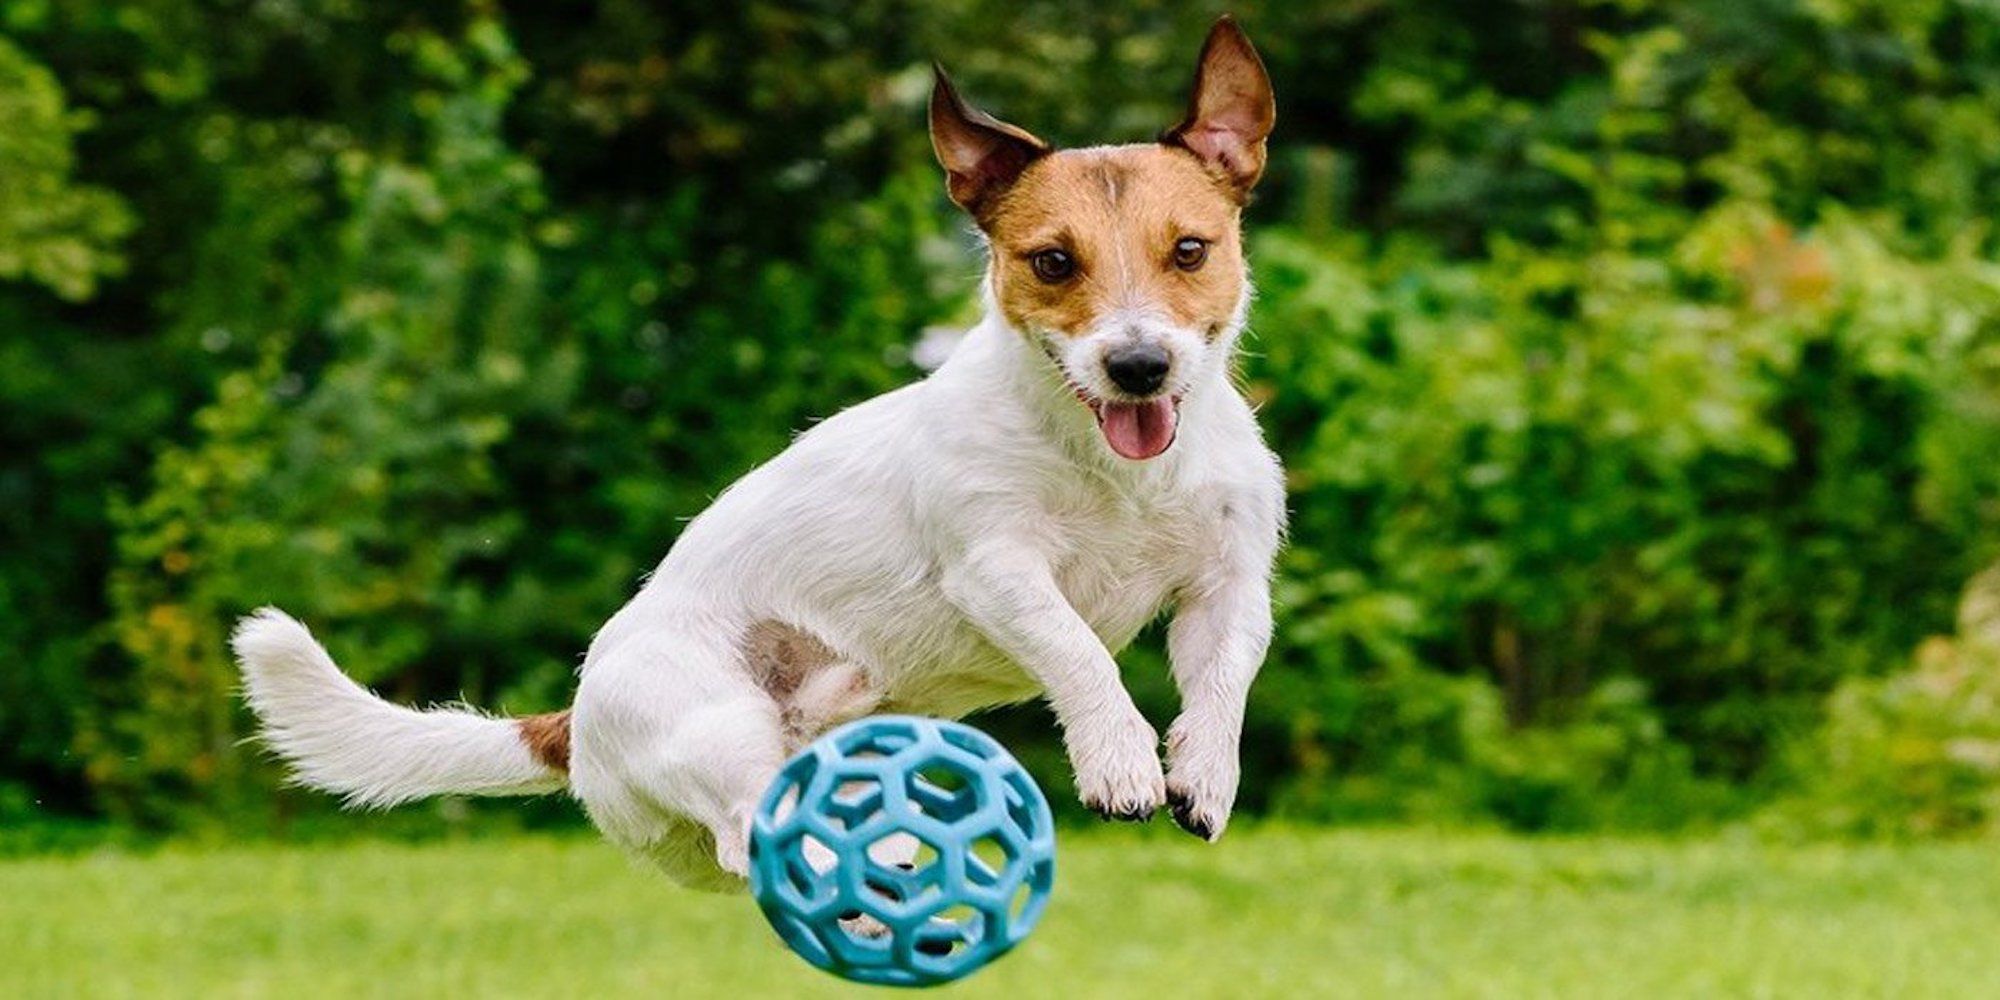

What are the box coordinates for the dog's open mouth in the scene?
[1081,393,1180,461]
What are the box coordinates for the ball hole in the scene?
[907,763,981,823]
[778,832,841,910]
[1001,770,1046,838]
[1009,882,1033,920]
[966,835,1011,887]
[918,764,967,793]
[916,904,984,956]
[914,904,984,958]
[771,783,801,824]
[825,779,885,831]
[861,836,945,912]
[798,833,835,874]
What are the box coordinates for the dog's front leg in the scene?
[1163,555,1275,842]
[941,540,1165,821]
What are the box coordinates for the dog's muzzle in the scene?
[1103,342,1171,396]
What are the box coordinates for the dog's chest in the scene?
[1045,481,1211,647]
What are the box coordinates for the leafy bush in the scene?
[0,35,129,299]
[1774,568,2000,838]
[1236,199,2000,828]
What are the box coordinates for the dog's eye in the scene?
[1030,249,1076,284]
[1172,237,1209,272]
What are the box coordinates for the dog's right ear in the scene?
[930,64,1050,217]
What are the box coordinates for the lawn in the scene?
[5,825,1998,998]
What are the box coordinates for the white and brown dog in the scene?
[234,17,1284,891]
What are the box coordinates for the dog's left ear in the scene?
[1162,16,1276,196]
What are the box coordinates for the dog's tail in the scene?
[231,607,570,808]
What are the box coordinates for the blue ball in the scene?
[748,715,1057,987]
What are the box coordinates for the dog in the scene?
[233,16,1284,892]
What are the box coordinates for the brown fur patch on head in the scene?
[518,710,572,773]
[981,145,1247,339]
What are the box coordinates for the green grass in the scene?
[5,826,1999,998]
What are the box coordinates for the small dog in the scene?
[234,17,1283,891]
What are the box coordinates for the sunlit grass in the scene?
[5,825,1998,998]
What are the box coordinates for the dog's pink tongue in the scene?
[1097,399,1178,460]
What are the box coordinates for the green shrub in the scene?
[1240,199,2000,826]
[0,35,129,299]
[1775,568,2000,838]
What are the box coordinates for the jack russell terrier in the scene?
[234,16,1284,892]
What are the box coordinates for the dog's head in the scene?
[931,17,1274,461]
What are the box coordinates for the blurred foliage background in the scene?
[3,0,2000,843]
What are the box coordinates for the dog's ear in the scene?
[930,64,1050,217]
[1161,16,1275,196]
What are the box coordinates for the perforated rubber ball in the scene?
[747,715,1057,987]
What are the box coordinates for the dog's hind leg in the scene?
[660,693,790,877]
[572,613,888,888]
[570,622,792,888]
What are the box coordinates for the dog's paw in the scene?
[714,810,754,878]
[1163,718,1237,842]
[714,837,751,879]
[1070,711,1165,822]
[1164,782,1227,841]
[1080,774,1164,822]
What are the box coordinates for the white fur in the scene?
[234,146,1285,891]
[232,608,565,807]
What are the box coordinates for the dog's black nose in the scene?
[1104,343,1170,396]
